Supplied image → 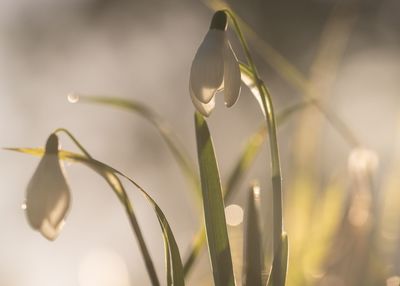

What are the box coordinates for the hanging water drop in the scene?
[67,93,80,103]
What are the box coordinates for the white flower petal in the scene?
[40,218,64,241]
[190,30,225,103]
[223,40,241,107]
[241,71,265,117]
[190,82,215,117]
[26,154,71,240]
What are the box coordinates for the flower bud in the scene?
[25,133,71,240]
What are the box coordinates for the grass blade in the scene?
[194,112,235,286]
[267,233,288,286]
[73,94,202,205]
[7,146,185,286]
[102,172,161,286]
[53,128,161,285]
[243,183,263,286]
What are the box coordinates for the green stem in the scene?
[215,6,360,149]
[54,128,91,158]
[225,9,285,285]
[54,128,160,286]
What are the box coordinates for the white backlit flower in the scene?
[25,133,71,240]
[189,11,241,117]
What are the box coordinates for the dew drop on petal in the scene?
[225,204,244,226]
[67,93,80,103]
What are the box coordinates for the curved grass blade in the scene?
[243,183,263,286]
[165,236,172,286]
[88,160,185,286]
[72,94,202,205]
[101,171,161,286]
[194,112,235,286]
[52,128,161,284]
[267,232,288,286]
[7,147,185,286]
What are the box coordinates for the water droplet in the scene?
[67,93,80,103]
[21,203,27,210]
[225,204,243,226]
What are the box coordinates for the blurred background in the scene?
[0,0,399,285]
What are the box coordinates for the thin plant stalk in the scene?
[204,0,360,148]
[224,9,286,285]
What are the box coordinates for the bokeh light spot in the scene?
[78,248,130,286]
[225,204,244,226]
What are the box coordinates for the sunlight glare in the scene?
[78,248,130,286]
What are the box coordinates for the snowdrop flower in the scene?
[25,133,71,240]
[189,10,241,117]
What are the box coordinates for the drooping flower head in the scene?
[25,133,71,240]
[189,10,241,117]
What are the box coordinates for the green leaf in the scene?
[267,232,289,286]
[183,75,311,277]
[194,112,235,286]
[74,95,202,206]
[8,147,185,286]
[243,183,263,286]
